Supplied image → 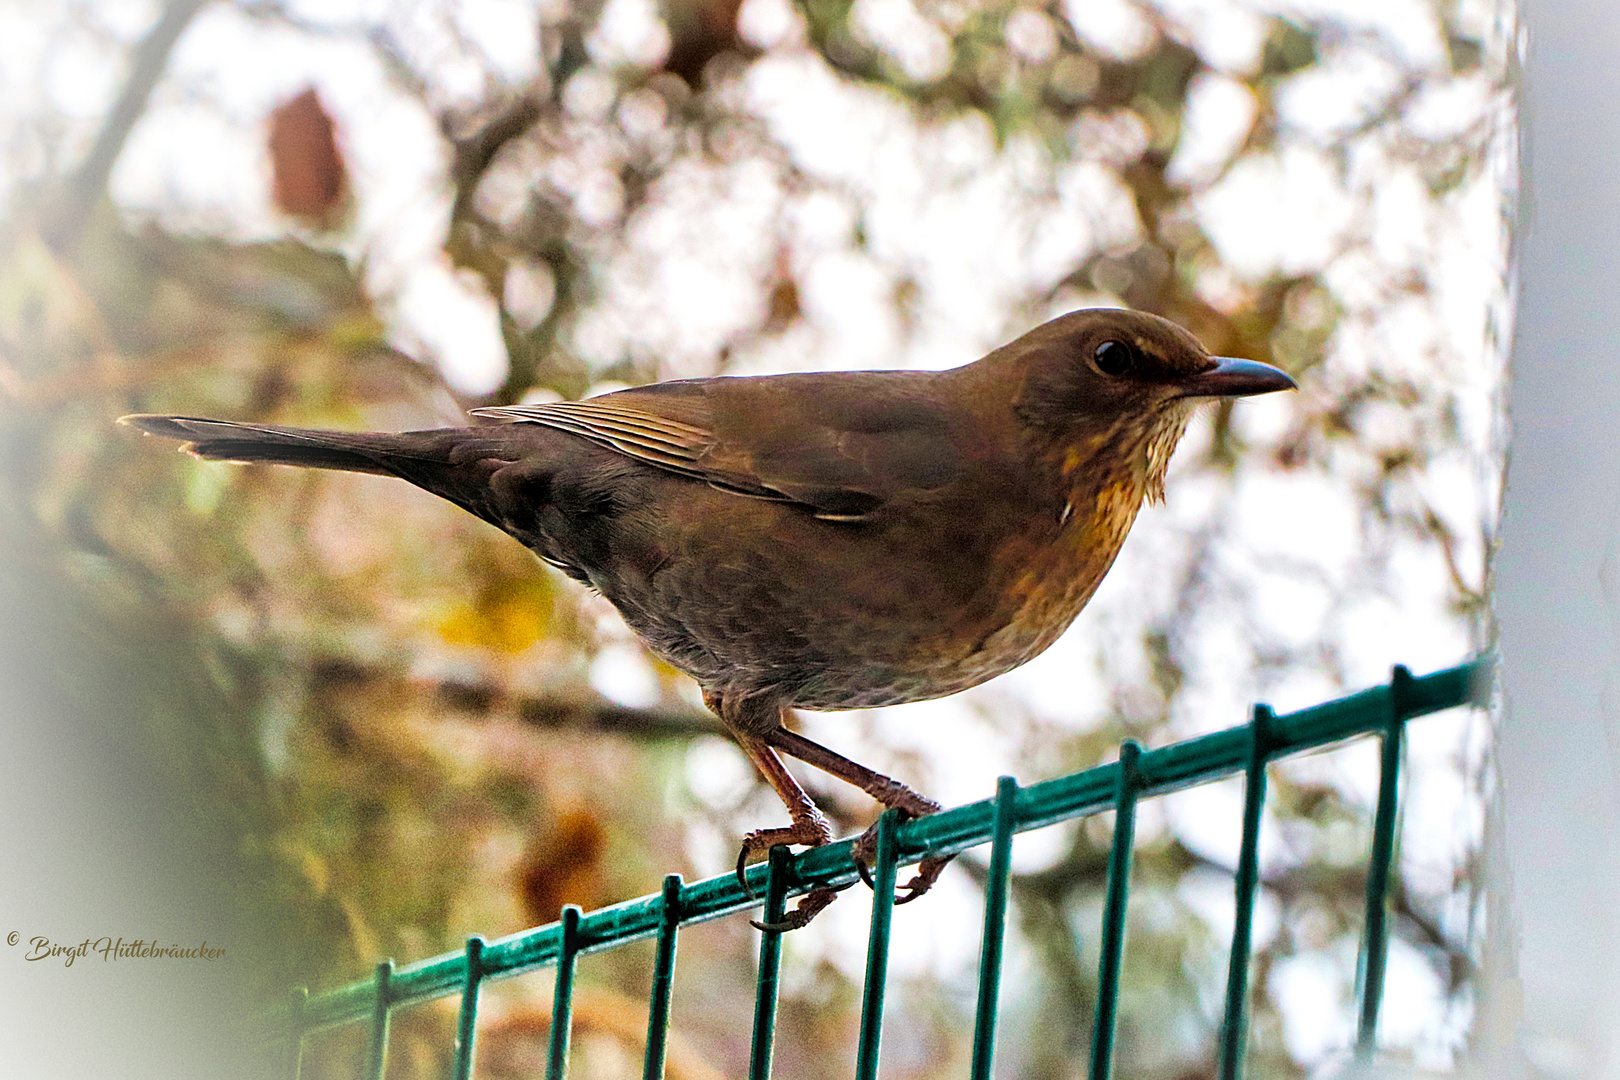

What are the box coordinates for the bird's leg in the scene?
[707,692,845,931]
[731,735,836,874]
[766,726,953,905]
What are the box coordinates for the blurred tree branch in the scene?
[50,0,210,251]
[306,656,720,738]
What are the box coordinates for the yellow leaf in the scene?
[434,578,554,653]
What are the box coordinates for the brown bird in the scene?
[122,308,1294,928]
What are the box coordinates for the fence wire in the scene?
[269,658,1491,1080]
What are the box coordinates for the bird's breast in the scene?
[957,476,1144,673]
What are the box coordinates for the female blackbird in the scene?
[123,308,1294,928]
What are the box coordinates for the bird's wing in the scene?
[471,373,969,520]
[472,393,717,476]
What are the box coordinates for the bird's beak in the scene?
[1176,356,1297,399]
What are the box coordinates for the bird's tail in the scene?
[118,413,537,529]
[118,415,446,476]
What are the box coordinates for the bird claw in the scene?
[733,815,835,901]
[851,812,954,905]
[750,886,843,933]
[893,855,952,904]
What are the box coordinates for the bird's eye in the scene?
[1093,340,1136,377]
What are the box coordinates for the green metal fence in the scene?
[270,658,1491,1080]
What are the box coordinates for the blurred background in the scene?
[0,0,1511,1077]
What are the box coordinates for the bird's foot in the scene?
[735,803,835,919]
[852,821,955,905]
[749,885,846,933]
[851,786,953,905]
[733,818,833,894]
[883,853,955,906]
[734,814,846,932]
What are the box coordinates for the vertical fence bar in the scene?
[1089,741,1141,1080]
[1356,666,1411,1058]
[363,961,393,1080]
[748,847,791,1080]
[547,906,583,1080]
[284,986,307,1080]
[855,810,900,1080]
[451,936,486,1080]
[642,875,684,1080]
[1218,706,1273,1080]
[970,776,1020,1080]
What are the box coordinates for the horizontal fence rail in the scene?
[269,657,1492,1079]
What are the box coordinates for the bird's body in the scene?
[125,308,1294,926]
[490,370,1149,715]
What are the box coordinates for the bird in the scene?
[122,308,1295,929]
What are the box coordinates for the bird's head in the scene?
[1003,308,1296,500]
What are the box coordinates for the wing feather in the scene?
[471,373,969,519]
